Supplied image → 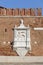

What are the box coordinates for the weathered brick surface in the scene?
[0,8,6,16]
[0,7,42,56]
[12,9,15,15]
[0,44,19,56]
[25,9,31,15]
[0,8,42,16]
[6,9,13,15]
[19,9,25,15]
[37,8,42,16]
[30,8,36,16]
[15,9,19,15]
[0,17,43,56]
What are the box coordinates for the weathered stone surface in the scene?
[0,63,43,65]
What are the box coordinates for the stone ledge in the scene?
[0,56,43,63]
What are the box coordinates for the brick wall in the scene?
[0,7,43,56]
[0,8,42,16]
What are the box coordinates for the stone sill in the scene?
[0,16,42,17]
[0,56,43,63]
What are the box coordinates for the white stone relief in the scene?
[13,19,31,56]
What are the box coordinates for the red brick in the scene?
[6,9,13,16]
[14,9,19,15]
[27,9,31,15]
[0,8,6,16]
[24,9,28,15]
[25,9,31,15]
[0,8,2,15]
[13,9,15,15]
[37,8,42,16]
[19,9,25,16]
[30,8,36,16]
